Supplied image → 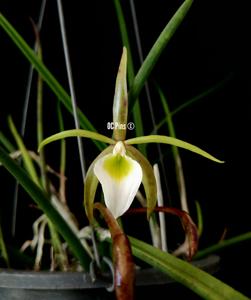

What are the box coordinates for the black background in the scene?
[0,0,251,298]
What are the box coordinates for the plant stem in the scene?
[36,38,49,192]
[153,164,168,251]
[57,102,67,204]
[47,220,69,271]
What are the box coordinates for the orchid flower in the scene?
[93,141,142,219]
[39,47,223,222]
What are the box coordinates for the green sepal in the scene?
[113,47,128,141]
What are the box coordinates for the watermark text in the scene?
[107,122,135,130]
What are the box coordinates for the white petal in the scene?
[94,150,142,219]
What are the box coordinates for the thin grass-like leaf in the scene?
[195,201,203,237]
[0,145,90,270]
[8,117,40,186]
[0,131,15,152]
[154,76,233,134]
[125,135,224,163]
[0,221,10,267]
[0,13,105,151]
[38,129,115,152]
[34,29,49,192]
[195,232,251,260]
[156,84,189,212]
[57,102,67,204]
[128,0,194,109]
[171,74,233,116]
[129,236,249,300]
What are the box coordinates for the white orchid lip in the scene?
[94,142,142,219]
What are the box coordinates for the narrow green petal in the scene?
[126,145,157,218]
[125,135,224,163]
[38,129,115,152]
[84,146,114,223]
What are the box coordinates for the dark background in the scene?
[0,0,250,298]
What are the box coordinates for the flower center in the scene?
[103,153,132,180]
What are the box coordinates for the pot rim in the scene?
[0,255,220,290]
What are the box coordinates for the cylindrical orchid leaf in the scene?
[84,146,113,222]
[128,0,194,108]
[113,47,128,141]
[126,145,157,219]
[8,117,40,186]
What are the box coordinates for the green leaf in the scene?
[38,129,115,152]
[128,0,194,109]
[195,201,203,237]
[0,145,90,270]
[0,221,10,267]
[195,232,251,260]
[171,74,233,116]
[0,13,105,151]
[129,236,249,300]
[125,135,224,163]
[0,131,15,152]
[8,116,40,186]
[156,84,189,212]
[57,102,67,204]
[153,76,233,133]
